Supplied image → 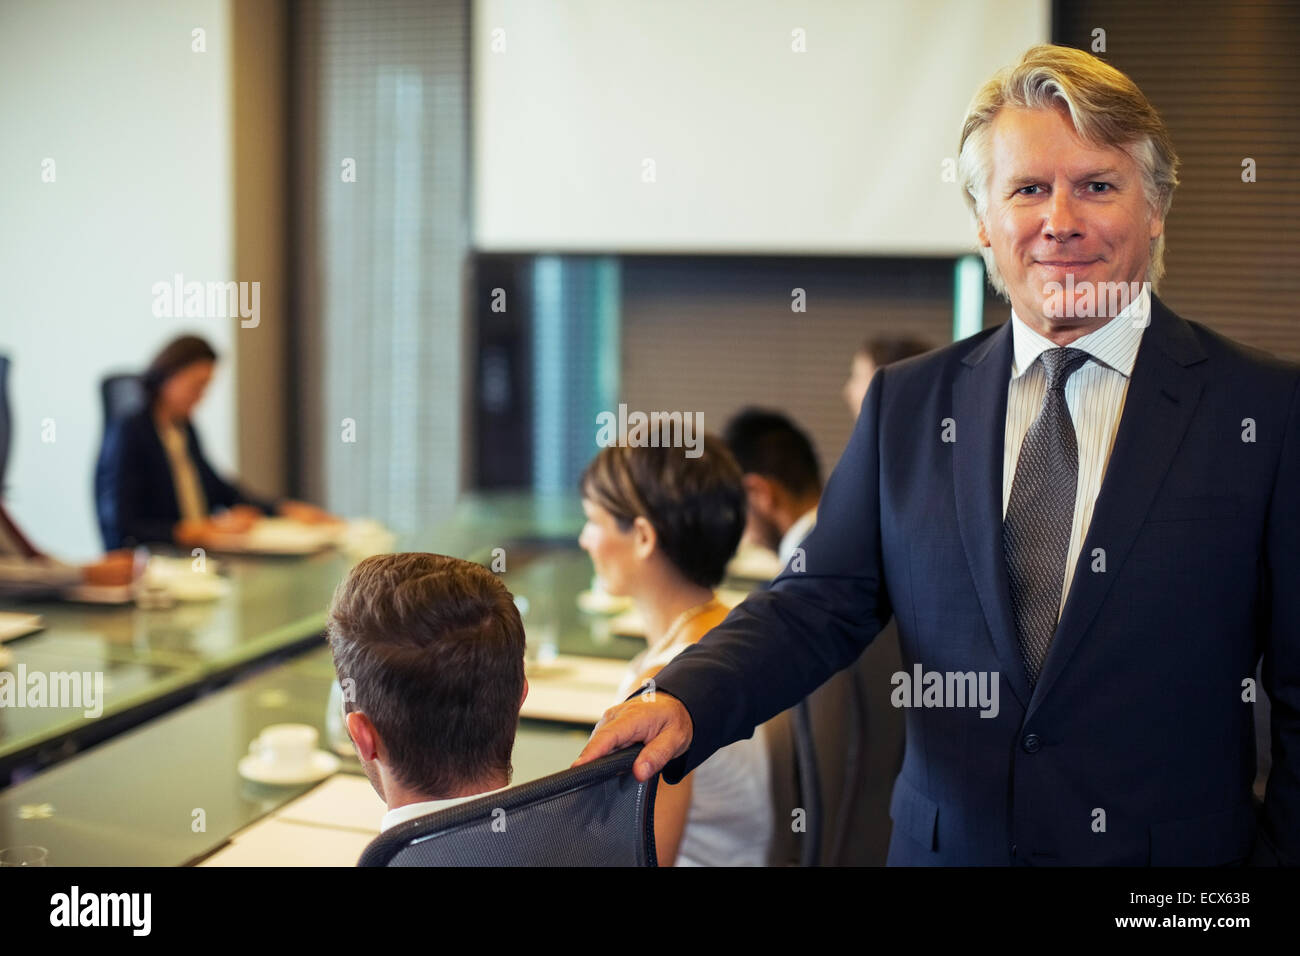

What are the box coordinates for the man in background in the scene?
[843,336,933,420]
[723,408,822,568]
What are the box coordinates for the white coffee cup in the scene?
[249,724,318,775]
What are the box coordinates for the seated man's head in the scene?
[578,434,745,600]
[723,409,821,552]
[327,553,527,807]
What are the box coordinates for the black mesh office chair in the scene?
[0,355,11,490]
[357,748,658,867]
[94,373,145,547]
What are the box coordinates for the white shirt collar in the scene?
[778,508,818,567]
[380,785,509,832]
[1009,284,1149,381]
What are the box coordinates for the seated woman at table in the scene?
[96,334,335,550]
[578,434,773,866]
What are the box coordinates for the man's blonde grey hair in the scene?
[958,44,1180,297]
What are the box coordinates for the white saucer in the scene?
[238,750,340,786]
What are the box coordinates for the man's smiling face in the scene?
[977,106,1164,344]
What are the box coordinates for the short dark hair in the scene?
[723,408,821,499]
[579,434,746,589]
[326,553,526,798]
[142,334,218,404]
[859,335,932,369]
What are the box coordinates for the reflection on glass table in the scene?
[0,647,594,866]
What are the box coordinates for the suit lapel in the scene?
[952,320,1033,711]
[1026,296,1207,719]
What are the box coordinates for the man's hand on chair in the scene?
[573,691,694,782]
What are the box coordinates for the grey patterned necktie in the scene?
[1003,346,1091,686]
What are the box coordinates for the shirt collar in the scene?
[1009,283,1149,381]
[380,785,509,832]
[778,508,818,567]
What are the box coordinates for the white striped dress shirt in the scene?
[1002,285,1150,617]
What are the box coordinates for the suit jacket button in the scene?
[1022,733,1041,753]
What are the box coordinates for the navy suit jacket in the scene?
[652,295,1299,865]
[96,409,275,550]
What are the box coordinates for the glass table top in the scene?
[0,647,593,866]
[0,493,599,770]
[0,489,758,861]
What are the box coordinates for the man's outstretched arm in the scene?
[576,367,896,782]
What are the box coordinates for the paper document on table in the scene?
[209,517,395,556]
[727,546,783,581]
[520,654,632,725]
[716,588,749,609]
[60,584,134,605]
[198,817,374,867]
[0,612,43,642]
[215,518,340,555]
[273,773,385,831]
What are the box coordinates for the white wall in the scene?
[0,0,238,559]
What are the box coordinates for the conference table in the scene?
[0,645,596,866]
[0,493,668,865]
[0,552,348,779]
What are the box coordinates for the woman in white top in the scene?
[579,435,773,866]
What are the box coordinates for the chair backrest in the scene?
[766,622,906,866]
[101,373,145,427]
[766,700,827,866]
[0,355,11,490]
[357,747,658,867]
[94,373,146,548]
[791,698,823,866]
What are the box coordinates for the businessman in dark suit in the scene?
[576,45,1299,865]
